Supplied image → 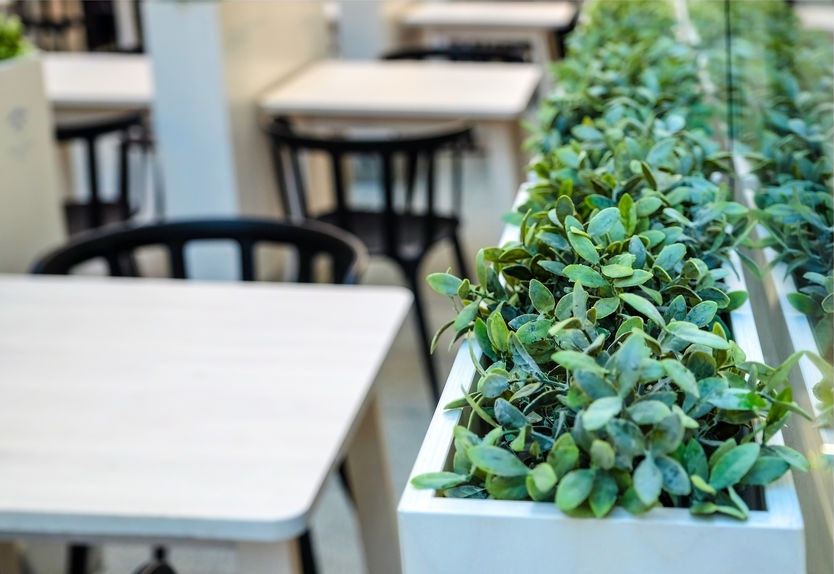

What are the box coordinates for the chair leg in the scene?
[298,531,318,574]
[338,459,354,505]
[451,233,470,280]
[404,264,441,403]
[66,544,88,574]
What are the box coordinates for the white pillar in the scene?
[338,0,414,59]
[143,1,327,278]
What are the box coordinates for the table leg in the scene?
[0,542,21,574]
[346,396,401,574]
[237,541,299,574]
[479,120,525,200]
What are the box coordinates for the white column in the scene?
[338,1,414,59]
[143,1,327,278]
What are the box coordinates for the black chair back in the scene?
[31,217,367,285]
[382,45,527,63]
[265,119,472,262]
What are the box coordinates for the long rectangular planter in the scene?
[398,185,805,574]
[735,161,834,574]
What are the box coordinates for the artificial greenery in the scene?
[690,1,834,363]
[0,13,28,62]
[411,0,813,520]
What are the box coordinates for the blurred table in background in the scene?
[259,59,541,206]
[43,52,152,111]
[0,275,411,574]
[400,1,577,89]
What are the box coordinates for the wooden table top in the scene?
[259,60,541,121]
[401,2,577,30]
[0,275,411,542]
[43,53,152,110]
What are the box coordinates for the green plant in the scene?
[411,0,814,520]
[0,13,28,62]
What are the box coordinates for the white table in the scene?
[401,1,577,85]
[259,60,541,201]
[0,275,411,574]
[43,52,152,111]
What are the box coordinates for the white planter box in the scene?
[0,54,65,273]
[398,186,805,574]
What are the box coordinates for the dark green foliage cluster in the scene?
[411,1,812,520]
[0,13,27,62]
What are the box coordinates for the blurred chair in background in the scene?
[265,119,472,402]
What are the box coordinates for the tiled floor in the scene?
[23,148,512,574]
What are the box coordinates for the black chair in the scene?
[265,119,471,402]
[54,110,156,235]
[132,548,176,574]
[32,217,368,574]
[382,44,528,63]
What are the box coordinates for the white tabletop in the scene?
[0,275,411,542]
[401,2,577,30]
[43,53,152,110]
[259,60,541,120]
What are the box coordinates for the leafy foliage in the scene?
[412,1,813,520]
[0,13,28,62]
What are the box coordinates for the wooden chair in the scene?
[265,119,472,402]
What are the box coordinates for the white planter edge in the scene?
[398,185,804,574]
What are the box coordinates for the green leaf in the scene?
[468,445,530,477]
[487,310,510,352]
[486,474,528,499]
[655,456,691,495]
[654,243,686,271]
[590,439,616,470]
[589,471,619,517]
[741,456,790,486]
[685,301,718,327]
[661,359,699,396]
[410,471,469,490]
[547,433,579,479]
[640,162,657,188]
[453,300,479,332]
[530,462,558,492]
[582,396,623,431]
[709,443,760,490]
[635,196,663,217]
[556,469,596,511]
[666,321,729,349]
[683,439,708,478]
[726,291,748,312]
[691,474,716,494]
[481,372,509,399]
[627,400,671,425]
[787,293,823,317]
[602,263,634,278]
[593,296,620,319]
[612,269,653,287]
[633,455,662,506]
[567,229,600,265]
[767,445,810,471]
[620,293,666,327]
[563,264,608,288]
[494,398,528,429]
[606,419,646,456]
[427,272,462,296]
[587,207,621,237]
[529,279,555,314]
[553,350,606,375]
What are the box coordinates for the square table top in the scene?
[259,60,541,121]
[0,275,411,542]
[401,2,577,31]
[43,53,152,110]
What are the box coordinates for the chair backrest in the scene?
[382,45,527,63]
[31,217,368,285]
[264,119,472,258]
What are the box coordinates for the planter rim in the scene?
[399,184,803,530]
[0,50,39,72]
